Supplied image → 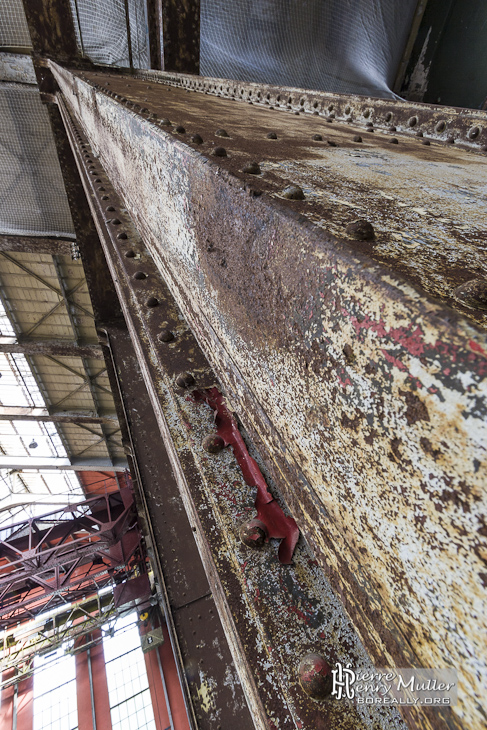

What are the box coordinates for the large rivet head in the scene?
[242,161,261,174]
[176,372,195,388]
[345,219,375,241]
[453,279,487,310]
[213,147,227,157]
[298,654,333,700]
[468,126,480,140]
[282,185,305,200]
[215,128,229,137]
[202,434,225,453]
[158,329,174,343]
[239,519,268,548]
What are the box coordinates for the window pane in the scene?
[103,612,156,730]
[33,649,77,730]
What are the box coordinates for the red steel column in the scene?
[75,633,112,730]
[141,621,190,730]
[0,671,33,730]
[0,671,15,730]
[16,675,33,730]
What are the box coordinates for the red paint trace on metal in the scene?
[194,387,299,563]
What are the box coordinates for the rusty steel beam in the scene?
[0,234,74,255]
[146,0,163,70]
[53,65,487,730]
[0,405,117,424]
[20,0,79,64]
[102,327,255,730]
[28,61,253,729]
[161,0,199,73]
[58,98,421,730]
[45,103,124,327]
[0,336,103,359]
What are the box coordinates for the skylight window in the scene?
[0,300,84,525]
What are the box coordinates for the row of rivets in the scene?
[79,96,487,311]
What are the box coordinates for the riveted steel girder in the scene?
[53,64,487,730]
[56,96,420,730]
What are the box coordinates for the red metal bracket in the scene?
[194,388,299,563]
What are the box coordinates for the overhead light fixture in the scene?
[29,441,38,449]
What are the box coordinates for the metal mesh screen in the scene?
[69,0,149,68]
[0,0,31,49]
[200,0,418,98]
[0,84,74,236]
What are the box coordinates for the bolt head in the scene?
[160,118,171,126]
[453,278,487,310]
[298,654,333,700]
[202,434,225,453]
[312,134,323,141]
[176,372,195,388]
[215,129,229,137]
[191,134,203,144]
[158,329,174,342]
[282,185,305,200]
[239,519,268,548]
[175,125,186,134]
[345,219,375,241]
[353,135,362,143]
[242,161,261,175]
[213,147,227,157]
[266,132,277,139]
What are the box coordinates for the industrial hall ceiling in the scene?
[0,6,129,527]
[0,2,486,730]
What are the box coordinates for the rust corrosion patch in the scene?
[52,64,487,730]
